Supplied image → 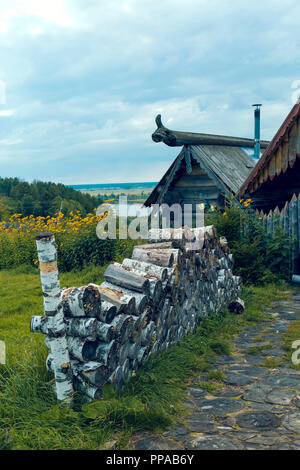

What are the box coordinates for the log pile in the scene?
[31,226,242,402]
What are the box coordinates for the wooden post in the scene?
[35,232,73,402]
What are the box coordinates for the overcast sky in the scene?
[0,0,300,184]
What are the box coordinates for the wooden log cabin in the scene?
[144,114,270,219]
[239,99,300,212]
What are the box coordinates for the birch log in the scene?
[96,340,120,370]
[30,315,48,334]
[46,354,109,387]
[109,365,123,388]
[132,247,174,267]
[67,336,98,361]
[122,258,168,281]
[97,322,116,342]
[71,360,109,387]
[101,281,147,314]
[98,300,117,323]
[36,232,73,402]
[228,297,245,315]
[111,314,134,344]
[115,261,163,303]
[104,264,150,295]
[64,318,98,340]
[92,284,136,315]
[62,285,101,319]
[74,375,103,400]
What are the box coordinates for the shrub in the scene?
[206,197,292,285]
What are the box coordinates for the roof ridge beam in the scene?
[152,114,270,149]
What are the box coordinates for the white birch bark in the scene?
[91,284,136,315]
[35,232,73,402]
[97,322,116,342]
[62,285,101,319]
[74,375,103,400]
[121,258,168,281]
[101,281,147,314]
[67,336,98,362]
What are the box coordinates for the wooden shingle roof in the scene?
[240,99,300,196]
[144,144,255,206]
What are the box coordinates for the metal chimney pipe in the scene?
[252,104,262,159]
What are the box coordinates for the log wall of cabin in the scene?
[250,154,300,212]
[163,165,224,211]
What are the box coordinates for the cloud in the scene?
[0,109,14,117]
[0,0,300,183]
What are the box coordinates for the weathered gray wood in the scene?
[132,247,174,267]
[290,194,298,271]
[35,232,73,402]
[283,200,289,235]
[152,114,270,148]
[104,264,150,295]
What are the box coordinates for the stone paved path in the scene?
[133,291,300,450]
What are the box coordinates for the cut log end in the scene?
[228,297,245,315]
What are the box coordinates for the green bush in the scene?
[206,198,292,285]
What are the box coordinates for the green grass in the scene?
[260,358,282,368]
[207,370,226,381]
[0,270,293,450]
[244,344,273,356]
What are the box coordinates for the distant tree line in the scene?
[0,177,101,219]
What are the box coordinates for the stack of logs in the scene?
[31,226,242,402]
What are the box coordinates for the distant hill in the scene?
[0,177,101,219]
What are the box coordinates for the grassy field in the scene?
[0,267,292,450]
[81,187,153,204]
